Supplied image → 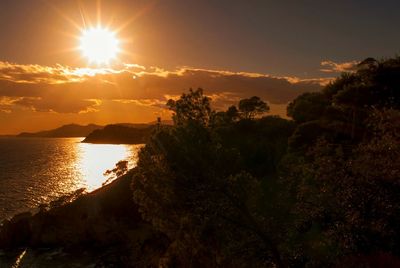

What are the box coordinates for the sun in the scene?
[80,27,120,64]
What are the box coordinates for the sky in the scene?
[0,0,399,134]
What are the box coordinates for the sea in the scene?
[0,137,142,221]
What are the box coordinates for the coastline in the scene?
[0,170,169,267]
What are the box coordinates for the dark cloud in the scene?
[0,61,328,114]
[13,97,101,113]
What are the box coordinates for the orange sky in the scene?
[1,0,398,134]
[0,62,327,134]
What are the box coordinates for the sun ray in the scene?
[44,1,82,31]
[78,2,88,29]
[114,1,156,34]
[96,0,102,27]
[45,0,145,67]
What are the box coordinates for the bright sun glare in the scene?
[80,27,120,64]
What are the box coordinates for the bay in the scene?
[0,137,142,221]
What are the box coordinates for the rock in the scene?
[0,212,32,248]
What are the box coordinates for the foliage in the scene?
[281,109,400,266]
[287,92,330,123]
[238,96,270,119]
[287,56,400,145]
[167,88,212,126]
[216,116,295,177]
[131,56,400,267]
[49,188,87,209]
[132,91,289,266]
[210,105,240,126]
[103,160,129,186]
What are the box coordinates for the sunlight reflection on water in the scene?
[76,142,140,191]
[0,137,143,220]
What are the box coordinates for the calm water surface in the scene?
[0,137,142,221]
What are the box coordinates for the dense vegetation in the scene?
[131,57,400,267]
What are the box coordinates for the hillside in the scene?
[17,124,103,138]
[82,124,155,144]
[0,171,168,267]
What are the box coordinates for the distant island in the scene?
[82,124,155,144]
[15,122,172,144]
[17,124,103,138]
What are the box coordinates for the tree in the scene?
[132,89,289,267]
[281,109,400,266]
[166,88,212,126]
[103,160,129,185]
[226,105,240,122]
[287,92,329,123]
[238,96,269,119]
[210,105,240,126]
[132,124,288,266]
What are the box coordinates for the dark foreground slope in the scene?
[82,124,154,144]
[0,170,169,267]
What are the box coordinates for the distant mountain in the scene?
[113,123,151,129]
[17,124,103,138]
[82,124,155,144]
[148,119,174,126]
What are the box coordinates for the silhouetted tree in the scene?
[130,56,400,267]
[287,56,400,147]
[226,105,240,122]
[287,92,329,123]
[132,89,289,267]
[166,88,212,126]
[238,96,269,119]
[109,160,129,177]
[103,160,129,186]
[210,105,240,126]
[281,109,400,266]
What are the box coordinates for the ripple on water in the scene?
[0,137,142,221]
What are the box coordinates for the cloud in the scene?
[0,62,79,84]
[0,61,327,115]
[320,60,359,73]
[13,97,101,113]
[0,96,20,113]
[111,98,166,109]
